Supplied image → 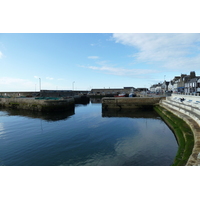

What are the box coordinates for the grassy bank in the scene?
[154,106,194,166]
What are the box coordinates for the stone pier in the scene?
[0,97,75,112]
[102,97,164,110]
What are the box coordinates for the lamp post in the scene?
[72,81,75,96]
[39,78,41,91]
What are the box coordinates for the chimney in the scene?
[190,71,196,78]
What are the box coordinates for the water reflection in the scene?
[102,107,160,119]
[0,123,5,139]
[0,108,75,121]
[0,102,178,166]
[90,98,102,104]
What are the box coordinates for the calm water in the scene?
[0,100,178,166]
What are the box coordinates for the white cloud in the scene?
[0,51,3,59]
[46,77,54,80]
[90,40,102,47]
[82,65,157,78]
[0,77,59,91]
[112,33,200,70]
[0,77,36,91]
[88,56,99,59]
[0,77,27,85]
[34,76,39,79]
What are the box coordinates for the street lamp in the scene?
[39,78,41,91]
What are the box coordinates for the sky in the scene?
[1,33,200,92]
[1,1,200,199]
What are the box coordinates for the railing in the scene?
[173,93,200,96]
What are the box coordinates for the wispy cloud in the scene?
[46,77,54,80]
[90,39,102,47]
[0,77,60,91]
[0,77,26,85]
[81,64,157,78]
[0,51,3,59]
[0,77,35,91]
[34,76,39,79]
[88,56,99,59]
[112,33,200,71]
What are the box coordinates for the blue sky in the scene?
[1,0,200,198]
[1,33,200,91]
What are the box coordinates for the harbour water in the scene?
[0,99,178,166]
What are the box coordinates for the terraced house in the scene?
[183,71,200,95]
[150,71,200,95]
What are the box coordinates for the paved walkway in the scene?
[160,97,200,166]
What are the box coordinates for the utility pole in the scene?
[72,81,75,96]
[39,78,41,91]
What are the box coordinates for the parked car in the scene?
[129,93,136,97]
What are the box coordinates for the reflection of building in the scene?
[91,87,135,95]
[1,107,75,121]
[90,98,102,103]
[102,108,159,118]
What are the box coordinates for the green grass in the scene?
[154,106,194,166]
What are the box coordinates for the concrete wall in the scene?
[0,91,40,97]
[40,90,73,97]
[0,90,89,98]
[170,93,200,102]
[0,97,74,112]
[91,88,134,95]
[102,97,164,109]
[160,95,200,166]
[165,95,200,126]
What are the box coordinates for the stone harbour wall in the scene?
[0,97,75,112]
[102,97,164,109]
[160,94,200,166]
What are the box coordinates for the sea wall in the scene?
[154,105,194,166]
[170,94,200,102]
[0,97,75,112]
[0,91,40,97]
[159,95,200,166]
[102,97,164,109]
